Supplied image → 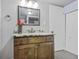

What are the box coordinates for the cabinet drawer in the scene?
[14,37,28,46]
[14,36,54,45]
[28,36,54,44]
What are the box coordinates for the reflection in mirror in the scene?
[18,6,40,26]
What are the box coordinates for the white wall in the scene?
[1,39,14,59]
[22,2,49,33]
[64,0,78,14]
[66,11,78,55]
[0,0,18,59]
[1,0,18,49]
[0,0,1,48]
[49,5,65,51]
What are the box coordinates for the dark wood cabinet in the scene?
[14,35,54,59]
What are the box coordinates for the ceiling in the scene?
[38,0,77,7]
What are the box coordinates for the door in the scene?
[14,44,36,59]
[66,11,78,55]
[38,42,54,59]
[49,5,65,50]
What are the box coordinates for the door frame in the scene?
[65,9,78,55]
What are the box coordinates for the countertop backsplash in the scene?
[22,26,45,33]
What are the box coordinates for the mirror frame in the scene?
[18,6,40,26]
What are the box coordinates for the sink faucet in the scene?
[27,28,35,33]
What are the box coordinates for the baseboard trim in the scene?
[55,49,65,52]
[55,49,78,56]
[63,50,78,56]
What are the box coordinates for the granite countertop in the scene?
[13,32,54,37]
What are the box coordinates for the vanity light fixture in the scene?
[19,0,27,7]
[27,0,33,8]
[33,2,39,8]
[19,0,39,9]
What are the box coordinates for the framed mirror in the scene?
[18,6,40,26]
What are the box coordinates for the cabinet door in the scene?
[14,44,36,59]
[38,42,54,59]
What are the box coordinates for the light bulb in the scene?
[19,0,39,8]
[33,2,39,8]
[27,1,33,8]
[19,0,27,7]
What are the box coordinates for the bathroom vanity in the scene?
[14,33,54,59]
